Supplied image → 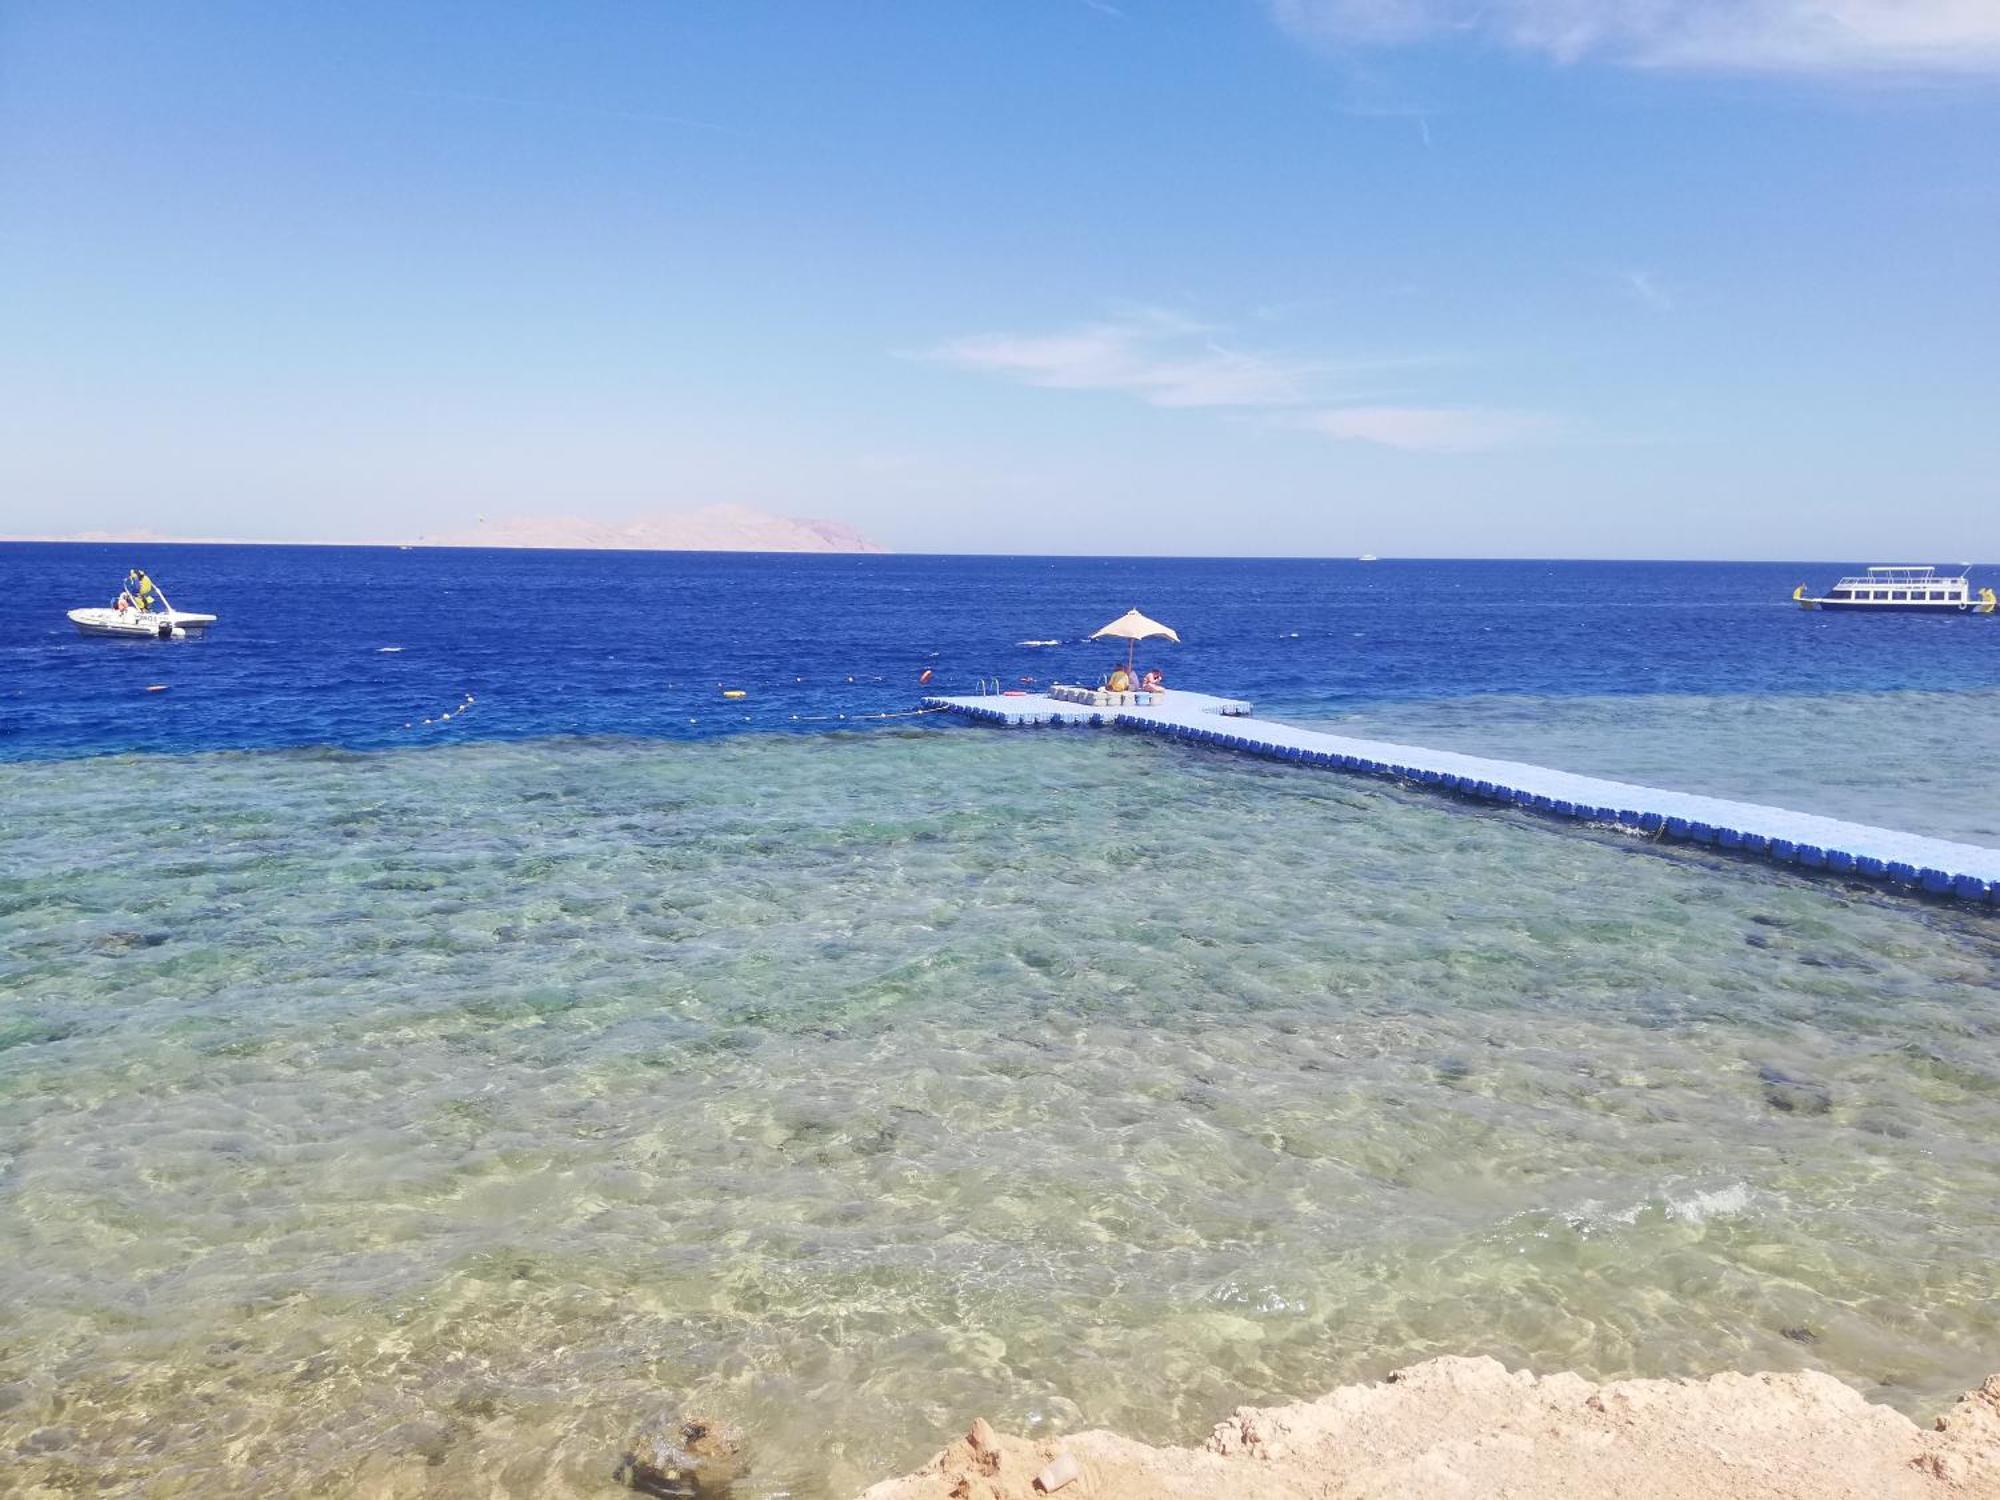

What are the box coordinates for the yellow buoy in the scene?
[722,689,746,699]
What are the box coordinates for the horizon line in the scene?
[1,537,1987,568]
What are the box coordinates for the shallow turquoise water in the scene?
[2,728,1997,1497]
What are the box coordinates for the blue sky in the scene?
[2,1,1996,557]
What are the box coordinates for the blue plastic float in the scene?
[922,686,2000,907]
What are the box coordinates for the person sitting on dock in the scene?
[1140,669,1164,694]
[1106,665,1134,693]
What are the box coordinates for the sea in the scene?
[2,543,1998,1497]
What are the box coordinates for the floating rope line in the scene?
[788,705,951,723]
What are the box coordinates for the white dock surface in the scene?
[924,689,2000,902]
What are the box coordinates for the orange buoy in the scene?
[145,684,168,693]
[919,669,934,685]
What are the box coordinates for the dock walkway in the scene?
[923,688,2000,906]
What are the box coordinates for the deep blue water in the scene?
[2,543,1996,761]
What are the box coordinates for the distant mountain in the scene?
[424,505,887,554]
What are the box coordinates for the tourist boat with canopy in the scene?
[67,569,218,638]
[1793,566,1995,614]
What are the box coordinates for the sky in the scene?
[1,0,1997,558]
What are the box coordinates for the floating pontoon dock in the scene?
[923,688,2000,907]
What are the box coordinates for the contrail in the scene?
[407,87,734,135]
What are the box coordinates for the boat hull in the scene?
[68,609,217,638]
[1796,574,1996,613]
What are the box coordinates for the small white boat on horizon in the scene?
[68,570,217,639]
[1357,553,1380,562]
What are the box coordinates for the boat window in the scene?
[1874,590,1890,600]
[1892,591,1909,600]
[1830,589,1850,599]
[1930,591,1947,600]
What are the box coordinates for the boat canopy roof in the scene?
[1848,565,1969,581]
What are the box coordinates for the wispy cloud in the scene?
[1268,1,2000,75]
[926,311,1315,409]
[921,311,1551,451]
[1294,405,1558,451]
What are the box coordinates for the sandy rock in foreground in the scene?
[858,1355,2000,1500]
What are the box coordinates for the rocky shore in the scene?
[857,1355,2000,1500]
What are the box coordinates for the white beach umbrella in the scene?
[1091,608,1181,674]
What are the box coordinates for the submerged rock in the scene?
[383,1417,457,1467]
[1757,1064,1832,1116]
[615,1412,742,1497]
